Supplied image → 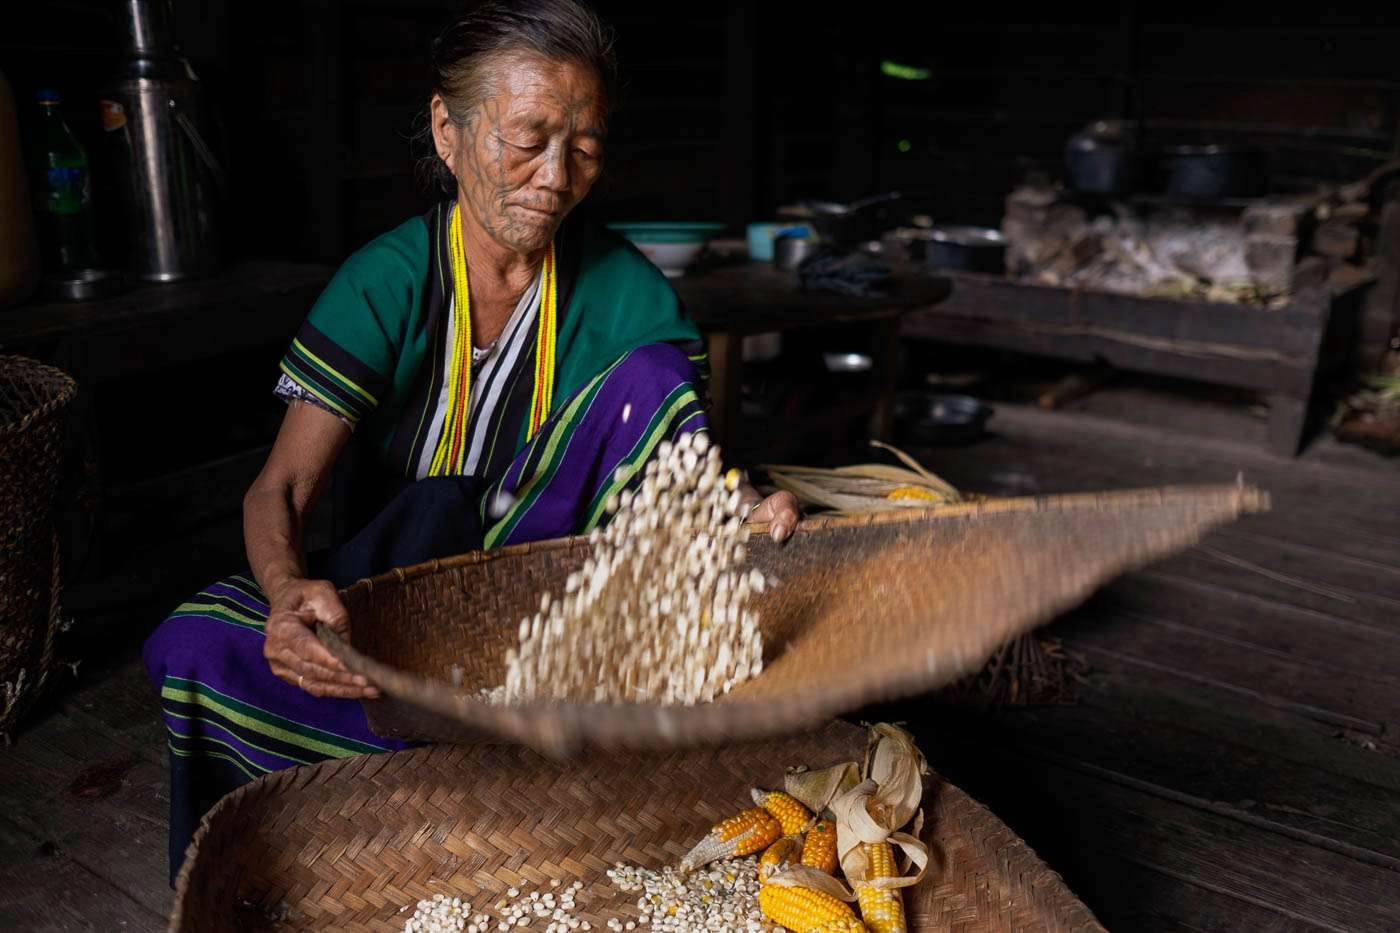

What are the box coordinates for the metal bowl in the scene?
[823,352,873,374]
[925,226,1008,274]
[895,391,993,444]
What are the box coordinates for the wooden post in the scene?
[868,318,902,441]
[1266,394,1310,458]
[705,329,743,452]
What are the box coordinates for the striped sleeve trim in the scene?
[278,322,388,426]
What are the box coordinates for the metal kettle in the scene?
[99,0,223,281]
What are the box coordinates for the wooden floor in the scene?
[2,390,1397,931]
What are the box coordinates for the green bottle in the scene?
[30,89,99,272]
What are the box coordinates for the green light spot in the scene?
[881,60,932,81]
[898,139,912,153]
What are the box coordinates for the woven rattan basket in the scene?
[0,355,75,737]
[170,720,1104,932]
[323,484,1267,756]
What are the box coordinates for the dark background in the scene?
[7,1,1399,265]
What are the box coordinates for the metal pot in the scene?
[773,233,816,272]
[925,226,1007,274]
[1158,145,1266,201]
[1065,120,1138,196]
[795,191,903,249]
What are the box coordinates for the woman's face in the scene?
[434,52,607,254]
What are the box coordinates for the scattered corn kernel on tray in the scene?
[171,722,1103,933]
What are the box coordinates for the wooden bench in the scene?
[901,272,1356,456]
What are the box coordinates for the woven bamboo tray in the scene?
[323,484,1267,756]
[170,720,1104,932]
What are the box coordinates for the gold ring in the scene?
[298,674,305,689]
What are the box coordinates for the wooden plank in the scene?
[910,701,1400,873]
[0,659,174,919]
[1103,572,1400,685]
[905,403,1400,553]
[917,438,1400,566]
[1058,601,1400,731]
[0,708,173,919]
[0,816,164,933]
[1046,650,1400,795]
[919,740,1400,932]
[931,272,1329,355]
[1149,549,1400,631]
[1067,857,1319,933]
[904,310,1318,396]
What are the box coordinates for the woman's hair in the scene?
[415,0,620,197]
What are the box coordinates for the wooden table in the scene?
[672,262,952,449]
[901,271,1358,456]
[0,260,333,382]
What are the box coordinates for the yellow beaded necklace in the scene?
[430,203,558,475]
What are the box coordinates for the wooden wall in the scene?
[870,4,1400,227]
[5,2,1399,257]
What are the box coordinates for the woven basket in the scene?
[170,720,1104,932]
[0,355,75,737]
[323,484,1267,756]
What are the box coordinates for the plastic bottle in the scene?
[29,89,99,273]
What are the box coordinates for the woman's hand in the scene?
[263,578,379,699]
[741,486,802,543]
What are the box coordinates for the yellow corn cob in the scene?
[753,788,813,835]
[799,818,838,874]
[885,485,940,502]
[854,841,906,933]
[758,834,803,883]
[679,807,782,871]
[758,884,867,932]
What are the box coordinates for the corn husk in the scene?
[769,724,932,902]
[784,761,861,816]
[762,441,962,516]
[830,725,931,892]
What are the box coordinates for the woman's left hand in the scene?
[742,488,802,543]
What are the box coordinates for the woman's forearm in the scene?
[244,482,310,605]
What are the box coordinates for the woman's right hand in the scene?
[263,578,379,699]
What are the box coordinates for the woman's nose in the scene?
[535,145,569,191]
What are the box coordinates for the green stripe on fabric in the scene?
[281,353,362,418]
[161,679,383,757]
[169,604,265,633]
[219,575,268,608]
[279,359,358,421]
[164,708,321,767]
[483,355,626,548]
[168,736,262,781]
[291,338,379,406]
[581,385,700,530]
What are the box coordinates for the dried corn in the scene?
[758,835,803,883]
[854,842,906,933]
[753,788,812,835]
[758,884,866,932]
[799,819,838,875]
[679,807,782,871]
[885,485,939,502]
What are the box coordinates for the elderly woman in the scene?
[143,0,798,877]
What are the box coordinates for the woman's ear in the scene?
[430,94,458,165]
